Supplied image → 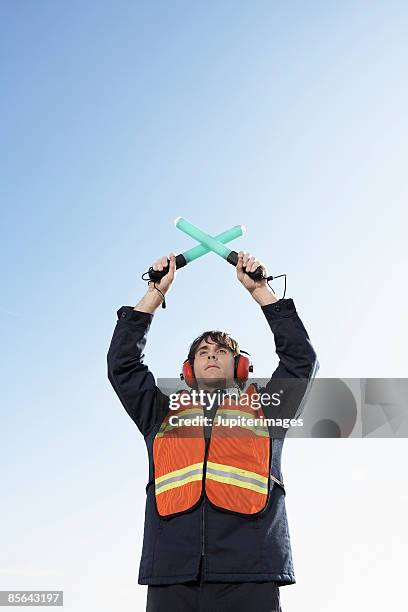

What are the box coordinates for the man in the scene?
[107,250,319,612]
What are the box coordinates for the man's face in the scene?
[192,337,235,391]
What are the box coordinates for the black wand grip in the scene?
[147,253,187,282]
[227,250,265,281]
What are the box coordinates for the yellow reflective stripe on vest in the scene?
[215,408,270,437]
[155,462,204,495]
[156,409,204,437]
[206,461,268,494]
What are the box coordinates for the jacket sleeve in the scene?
[259,298,319,420]
[106,305,169,437]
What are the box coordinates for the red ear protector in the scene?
[180,351,254,389]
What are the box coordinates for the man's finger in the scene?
[166,253,176,279]
[250,259,259,272]
[246,256,255,271]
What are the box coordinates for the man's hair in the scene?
[187,330,245,390]
[187,330,240,362]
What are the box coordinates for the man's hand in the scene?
[134,252,177,314]
[149,252,177,295]
[236,251,278,306]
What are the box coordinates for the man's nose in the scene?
[207,354,217,360]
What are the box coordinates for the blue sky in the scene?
[1,2,407,610]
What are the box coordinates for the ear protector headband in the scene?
[180,350,254,389]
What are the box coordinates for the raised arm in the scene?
[259,299,319,422]
[261,299,319,380]
[235,251,319,420]
[106,253,177,436]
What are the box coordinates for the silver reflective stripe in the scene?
[206,465,268,491]
[155,467,203,492]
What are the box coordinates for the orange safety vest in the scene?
[153,383,273,518]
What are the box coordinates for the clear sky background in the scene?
[1,1,407,611]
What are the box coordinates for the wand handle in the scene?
[147,254,187,282]
[227,251,265,281]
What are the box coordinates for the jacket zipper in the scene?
[201,437,210,558]
[201,500,205,556]
[200,425,213,587]
[200,394,223,579]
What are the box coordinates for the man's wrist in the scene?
[134,288,164,314]
[251,287,278,306]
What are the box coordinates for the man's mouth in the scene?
[205,365,220,370]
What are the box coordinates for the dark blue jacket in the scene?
[107,298,319,586]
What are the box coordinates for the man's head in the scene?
[187,330,244,392]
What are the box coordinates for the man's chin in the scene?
[196,376,228,389]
